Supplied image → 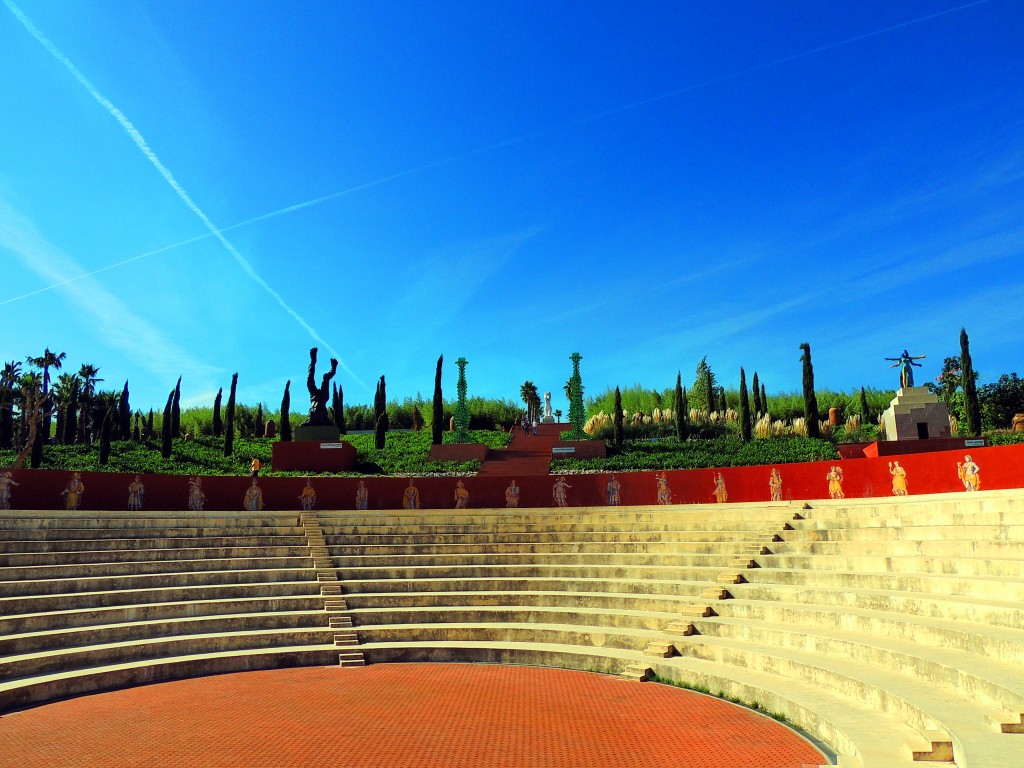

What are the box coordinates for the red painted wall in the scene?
[3,443,1022,512]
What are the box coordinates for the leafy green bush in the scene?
[551,435,839,473]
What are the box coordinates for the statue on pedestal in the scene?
[885,350,926,389]
[301,347,338,427]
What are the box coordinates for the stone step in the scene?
[334,632,359,646]
[348,622,664,652]
[325,564,734,582]
[0,545,312,566]
[324,552,746,568]
[344,605,678,632]
[336,576,714,598]
[642,641,677,658]
[341,589,702,615]
[324,531,771,546]
[0,536,309,552]
[328,616,353,629]
[338,651,366,667]
[0,557,315,581]
[0,568,318,598]
[618,664,653,682]
[755,553,1024,579]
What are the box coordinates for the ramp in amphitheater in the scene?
[2,490,1023,767]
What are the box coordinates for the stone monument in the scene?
[542,391,554,424]
[295,347,341,442]
[879,352,951,441]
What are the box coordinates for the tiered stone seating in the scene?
[0,510,345,711]
[320,505,797,671]
[650,490,1024,768]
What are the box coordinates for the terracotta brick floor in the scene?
[0,664,826,768]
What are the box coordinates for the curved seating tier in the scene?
[0,511,346,711]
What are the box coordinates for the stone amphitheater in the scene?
[1,489,1022,767]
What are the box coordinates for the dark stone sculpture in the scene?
[301,347,338,427]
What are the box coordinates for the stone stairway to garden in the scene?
[476,422,561,477]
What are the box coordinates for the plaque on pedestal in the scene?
[294,424,341,442]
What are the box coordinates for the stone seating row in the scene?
[0,512,344,712]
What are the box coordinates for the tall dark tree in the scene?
[373,375,388,450]
[674,372,685,441]
[171,377,182,438]
[800,342,820,438]
[280,381,292,442]
[960,327,981,436]
[146,409,154,442]
[752,372,762,415]
[212,388,223,438]
[255,403,264,438]
[26,348,66,443]
[613,386,624,448]
[224,373,238,457]
[54,373,80,445]
[133,411,141,442]
[118,381,130,440]
[691,356,717,415]
[859,387,870,422]
[718,387,727,414]
[0,361,21,449]
[332,382,346,434]
[739,367,751,441]
[99,407,114,465]
[680,387,689,440]
[761,383,768,417]
[161,390,173,459]
[76,364,102,443]
[432,355,444,445]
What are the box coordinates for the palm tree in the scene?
[26,348,66,441]
[0,361,22,449]
[520,381,540,423]
[51,373,82,444]
[76,364,103,443]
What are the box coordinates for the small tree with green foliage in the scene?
[171,376,182,438]
[752,372,761,415]
[118,381,130,440]
[212,388,223,437]
[224,373,238,457]
[980,373,1024,430]
[613,386,624,448]
[280,381,292,442]
[566,352,587,440]
[691,357,717,414]
[161,390,173,459]
[453,357,471,443]
[761,383,768,416]
[739,367,751,441]
[432,355,444,445]
[960,327,981,436]
[800,342,820,438]
[373,375,388,450]
[674,372,686,441]
[254,403,264,438]
[859,387,870,422]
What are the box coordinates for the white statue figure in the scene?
[542,391,554,423]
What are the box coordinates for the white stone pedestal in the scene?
[880,387,952,441]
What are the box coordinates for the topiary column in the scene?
[800,343,820,438]
[453,357,471,443]
[566,352,587,441]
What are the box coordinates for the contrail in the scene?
[3,0,990,311]
[3,0,368,391]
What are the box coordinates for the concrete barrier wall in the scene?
[4,442,1022,512]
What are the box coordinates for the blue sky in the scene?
[2,0,1022,414]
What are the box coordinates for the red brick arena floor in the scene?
[0,664,826,768]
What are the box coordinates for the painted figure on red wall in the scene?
[0,471,18,510]
[505,480,520,508]
[827,466,845,499]
[713,473,728,503]
[889,461,908,496]
[656,473,671,505]
[188,476,206,511]
[244,479,264,512]
[355,480,368,510]
[553,476,571,507]
[403,479,420,510]
[769,468,782,502]
[454,480,469,509]
[958,456,981,491]
[61,473,85,510]
[127,476,145,511]
[298,479,317,511]
[606,475,621,506]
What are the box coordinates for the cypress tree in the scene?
[373,375,388,450]
[674,372,684,441]
[171,376,182,438]
[255,403,264,438]
[280,381,292,442]
[613,386,624,448]
[761,383,768,417]
[337,383,346,434]
[680,387,689,440]
[739,367,751,441]
[432,354,444,445]
[118,381,130,440]
[752,372,761,415]
[146,409,154,442]
[960,327,981,436]
[705,368,715,414]
[718,387,727,414]
[99,407,114,465]
[799,342,820,438]
[224,373,237,457]
[133,411,141,442]
[859,387,870,422]
[212,388,223,438]
[161,390,173,459]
